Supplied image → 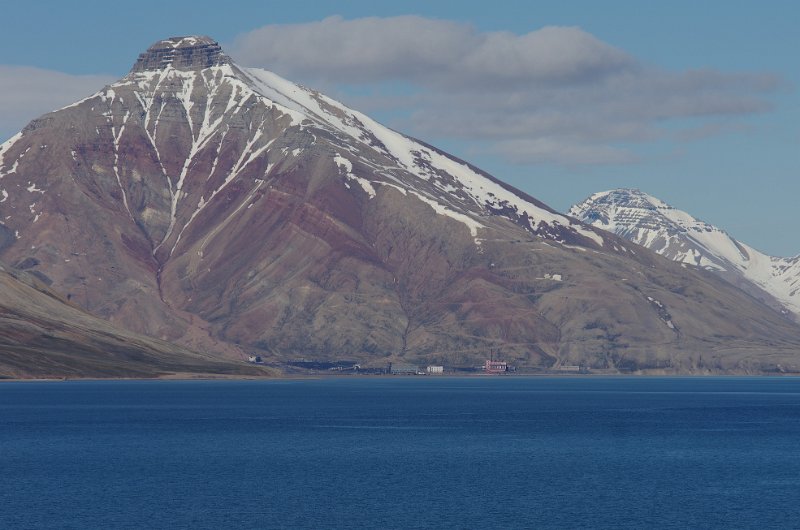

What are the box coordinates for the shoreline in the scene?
[2,371,798,383]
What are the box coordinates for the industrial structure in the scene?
[389,362,419,375]
[484,359,508,374]
[484,350,508,374]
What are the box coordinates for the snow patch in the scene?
[408,190,484,240]
[538,273,563,281]
[574,225,604,246]
[352,177,376,198]
[0,132,23,174]
[334,154,375,199]
[58,92,102,112]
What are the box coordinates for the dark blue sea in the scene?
[2,377,800,529]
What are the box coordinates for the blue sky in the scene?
[1,0,798,255]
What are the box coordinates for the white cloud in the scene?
[230,16,782,166]
[231,16,635,87]
[0,66,114,141]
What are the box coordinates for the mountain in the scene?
[0,260,271,379]
[570,189,800,320]
[2,36,800,373]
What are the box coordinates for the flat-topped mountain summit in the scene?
[131,35,230,72]
[2,37,800,373]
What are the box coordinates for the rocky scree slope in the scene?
[0,260,270,379]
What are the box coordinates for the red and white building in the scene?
[484,359,508,374]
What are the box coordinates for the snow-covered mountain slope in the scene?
[9,35,603,260]
[570,189,800,317]
[238,67,605,246]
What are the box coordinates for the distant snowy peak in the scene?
[571,188,800,317]
[569,188,742,270]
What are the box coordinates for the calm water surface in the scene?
[2,377,799,529]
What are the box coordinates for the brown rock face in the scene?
[1,36,800,373]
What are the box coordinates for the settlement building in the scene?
[389,362,419,375]
[484,359,508,374]
[426,365,444,374]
